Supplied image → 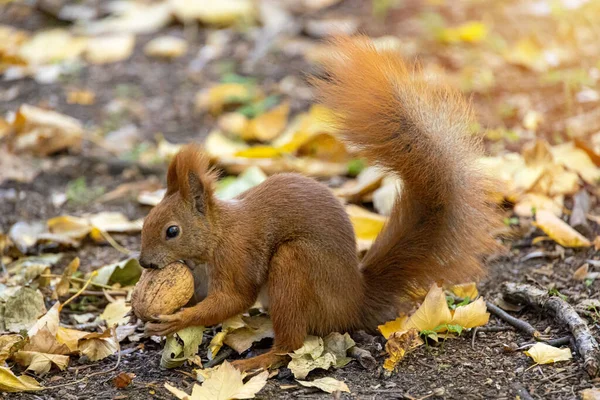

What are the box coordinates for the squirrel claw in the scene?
[144,313,186,336]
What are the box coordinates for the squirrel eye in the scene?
[166,225,180,239]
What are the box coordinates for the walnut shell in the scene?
[131,262,194,321]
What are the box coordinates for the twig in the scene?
[512,382,534,400]
[502,282,600,377]
[96,230,131,255]
[69,289,128,297]
[516,335,572,351]
[476,326,515,333]
[41,274,115,290]
[486,301,541,338]
[569,190,591,236]
[60,271,98,311]
[348,345,377,370]
[205,348,234,368]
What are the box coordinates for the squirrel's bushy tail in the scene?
[313,36,499,326]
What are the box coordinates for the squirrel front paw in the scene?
[144,309,191,337]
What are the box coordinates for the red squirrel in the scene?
[139,36,499,372]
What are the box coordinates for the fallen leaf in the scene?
[161,326,205,369]
[0,366,43,392]
[345,205,387,252]
[287,334,353,379]
[78,329,118,361]
[223,315,274,354]
[80,2,173,35]
[383,328,423,371]
[25,327,70,355]
[165,361,268,400]
[47,216,92,241]
[378,315,408,340]
[85,34,135,64]
[534,210,591,248]
[208,315,246,359]
[241,102,289,142]
[450,283,479,300]
[404,284,453,332]
[215,166,267,200]
[93,258,142,287]
[113,372,135,389]
[66,89,96,105]
[196,83,261,115]
[55,257,80,298]
[524,342,572,364]
[100,298,131,327]
[13,351,69,374]
[0,335,24,364]
[56,327,89,352]
[28,302,59,337]
[296,377,350,393]
[439,21,488,44]
[9,104,83,156]
[581,388,600,400]
[171,0,257,26]
[3,287,46,333]
[17,29,87,66]
[87,211,143,235]
[450,298,490,329]
[372,176,401,216]
[514,193,564,217]
[144,36,187,58]
[334,166,384,200]
[573,264,589,281]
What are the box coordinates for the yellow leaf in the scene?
[196,83,260,115]
[573,263,589,281]
[164,361,268,400]
[581,388,600,400]
[88,211,143,234]
[223,315,274,353]
[345,205,387,252]
[533,210,591,248]
[439,22,488,44]
[450,298,490,329]
[11,104,83,156]
[296,377,350,394]
[171,0,256,26]
[235,146,283,159]
[378,315,408,340]
[404,284,453,332]
[524,342,572,364]
[78,329,118,361]
[0,366,43,392]
[505,37,546,72]
[383,329,423,371]
[450,283,479,300]
[205,130,249,159]
[47,216,91,240]
[56,327,88,352]
[28,302,60,337]
[14,351,69,374]
[0,335,24,364]
[66,89,96,105]
[18,29,87,66]
[55,257,80,298]
[242,102,289,142]
[25,327,70,355]
[144,36,187,58]
[100,298,131,327]
[551,142,600,186]
[514,194,563,218]
[85,34,135,64]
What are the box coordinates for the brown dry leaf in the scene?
[113,372,135,389]
[383,328,423,371]
[165,361,268,400]
[66,89,96,105]
[0,335,24,364]
[78,329,118,361]
[55,257,80,298]
[552,142,600,186]
[524,342,572,364]
[56,327,89,352]
[85,34,135,64]
[144,36,188,58]
[573,264,589,281]
[450,298,490,329]
[534,210,591,248]
[0,366,43,392]
[28,302,59,337]
[9,104,83,156]
[13,351,69,374]
[450,283,479,300]
[594,236,600,251]
[196,83,261,115]
[334,166,384,200]
[223,315,274,353]
[208,315,246,359]
[25,327,70,355]
[242,102,290,142]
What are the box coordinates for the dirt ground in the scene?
[2,1,600,399]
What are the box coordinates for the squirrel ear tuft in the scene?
[165,144,216,212]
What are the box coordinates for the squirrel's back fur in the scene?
[312,37,499,322]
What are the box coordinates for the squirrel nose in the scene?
[139,258,159,269]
